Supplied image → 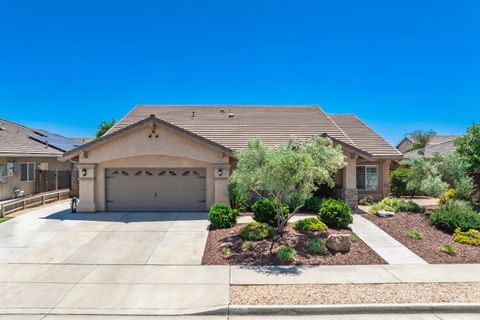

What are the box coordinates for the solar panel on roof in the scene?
[29,129,81,152]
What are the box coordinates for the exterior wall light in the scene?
[81,169,87,176]
[218,168,223,177]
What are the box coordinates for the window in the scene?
[20,162,35,182]
[356,165,378,191]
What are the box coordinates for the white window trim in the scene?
[356,165,379,191]
[20,162,36,182]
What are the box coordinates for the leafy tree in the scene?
[455,123,480,173]
[406,130,436,151]
[401,158,448,197]
[95,119,116,138]
[230,137,345,233]
[432,153,468,186]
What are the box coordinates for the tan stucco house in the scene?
[0,119,79,201]
[60,105,402,212]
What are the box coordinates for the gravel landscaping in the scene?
[230,282,480,305]
[202,224,386,265]
[363,212,480,264]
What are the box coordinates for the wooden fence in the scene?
[35,169,79,196]
[0,189,71,217]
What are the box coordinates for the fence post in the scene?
[0,204,4,218]
[42,194,45,205]
[23,199,26,210]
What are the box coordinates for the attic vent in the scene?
[228,112,235,119]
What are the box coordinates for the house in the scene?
[0,119,81,201]
[60,105,402,212]
[396,135,461,159]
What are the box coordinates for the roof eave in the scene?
[59,115,234,161]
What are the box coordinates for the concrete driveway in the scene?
[0,202,230,316]
[0,201,209,265]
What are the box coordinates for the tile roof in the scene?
[404,139,457,159]
[0,119,78,156]
[328,114,403,157]
[105,105,400,158]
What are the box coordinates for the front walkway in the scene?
[350,214,427,265]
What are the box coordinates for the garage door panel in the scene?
[105,168,206,211]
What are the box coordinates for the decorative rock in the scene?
[326,233,351,253]
[220,241,234,248]
[377,210,395,218]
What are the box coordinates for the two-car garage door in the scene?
[105,168,206,211]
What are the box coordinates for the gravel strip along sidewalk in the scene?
[230,282,480,305]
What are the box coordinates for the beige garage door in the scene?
[105,168,206,211]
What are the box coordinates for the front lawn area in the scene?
[202,223,386,265]
[0,217,11,223]
[363,212,480,264]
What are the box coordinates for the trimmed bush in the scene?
[277,246,296,263]
[306,238,325,253]
[293,217,327,232]
[252,198,289,227]
[358,195,374,206]
[453,228,480,246]
[429,200,480,233]
[390,167,411,197]
[242,240,255,251]
[318,198,353,229]
[369,198,424,214]
[239,221,275,241]
[208,203,237,229]
[304,196,322,212]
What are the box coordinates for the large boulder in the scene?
[326,233,351,253]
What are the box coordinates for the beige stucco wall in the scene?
[0,156,71,201]
[76,122,230,212]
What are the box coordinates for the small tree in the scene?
[401,158,448,197]
[406,130,436,151]
[455,123,480,173]
[432,153,468,186]
[95,119,116,138]
[230,136,345,233]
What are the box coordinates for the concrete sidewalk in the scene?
[350,215,427,265]
[1,263,479,316]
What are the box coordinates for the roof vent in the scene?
[192,111,195,118]
[228,112,235,119]
[220,108,225,113]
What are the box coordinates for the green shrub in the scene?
[390,167,411,197]
[252,198,289,227]
[208,203,237,229]
[439,244,456,256]
[277,246,296,263]
[453,228,480,246]
[318,198,353,229]
[349,234,359,242]
[455,176,476,201]
[358,195,374,206]
[242,240,255,251]
[222,246,231,255]
[228,183,249,211]
[239,221,275,241]
[406,230,423,240]
[429,200,480,233]
[293,217,327,232]
[304,196,322,212]
[369,198,424,214]
[306,238,325,253]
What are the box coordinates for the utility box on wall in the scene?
[7,161,16,176]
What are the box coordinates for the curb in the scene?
[229,303,480,315]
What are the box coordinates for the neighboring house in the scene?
[396,135,461,159]
[0,119,81,201]
[60,105,402,212]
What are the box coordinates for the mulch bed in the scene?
[201,224,386,265]
[363,212,480,264]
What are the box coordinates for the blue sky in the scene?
[0,0,478,145]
